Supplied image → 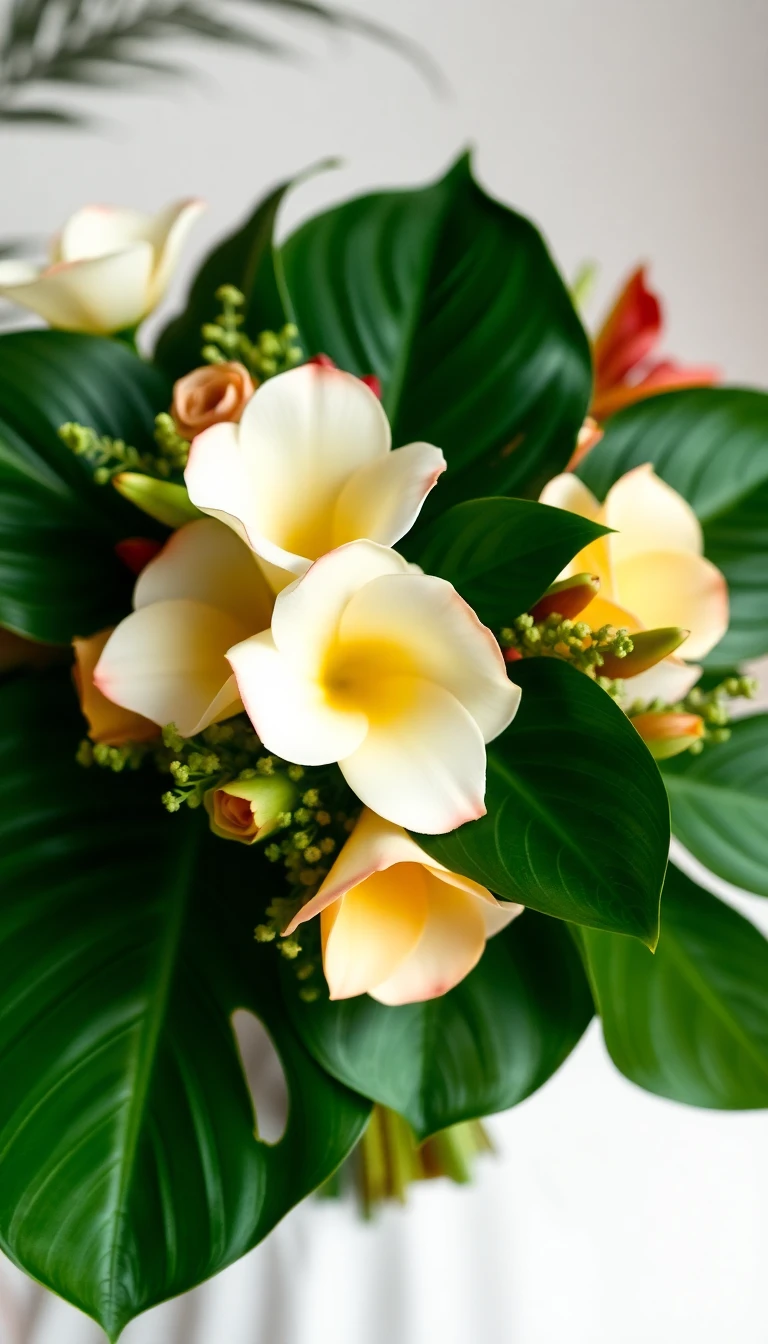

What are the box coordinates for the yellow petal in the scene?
[322,863,429,1000]
[604,464,703,563]
[539,472,613,590]
[580,593,644,635]
[370,872,488,1005]
[613,550,729,660]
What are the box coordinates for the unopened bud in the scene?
[601,627,688,679]
[530,573,601,622]
[112,472,203,529]
[205,774,299,845]
[631,711,705,760]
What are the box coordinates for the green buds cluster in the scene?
[500,611,634,681]
[626,674,758,756]
[60,414,192,487]
[202,284,303,380]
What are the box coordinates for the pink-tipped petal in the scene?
[321,864,429,1000]
[370,873,488,1005]
[613,550,729,661]
[604,464,703,563]
[134,518,273,631]
[95,599,248,737]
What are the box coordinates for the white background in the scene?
[1,0,768,1340]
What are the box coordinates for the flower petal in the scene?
[321,864,429,1000]
[332,441,446,548]
[592,265,661,393]
[227,630,367,766]
[188,365,392,572]
[271,541,409,676]
[134,518,272,631]
[145,198,206,303]
[617,656,702,709]
[72,627,159,746]
[58,205,152,260]
[338,571,520,743]
[604,464,703,562]
[285,808,444,933]
[0,245,154,333]
[613,550,728,660]
[581,593,644,634]
[370,873,489,1005]
[340,678,487,834]
[95,599,248,737]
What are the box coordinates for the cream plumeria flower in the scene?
[185,362,447,591]
[227,539,521,834]
[284,809,523,1004]
[0,199,204,334]
[540,464,729,702]
[95,518,273,738]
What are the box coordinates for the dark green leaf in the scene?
[0,672,368,1340]
[416,660,668,945]
[280,154,591,514]
[405,496,608,628]
[662,715,768,897]
[577,388,768,665]
[153,178,295,381]
[581,863,768,1108]
[283,911,592,1140]
[0,330,169,644]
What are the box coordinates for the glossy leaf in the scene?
[577,387,768,664]
[405,496,609,628]
[153,179,292,381]
[280,153,591,513]
[662,715,768,897]
[581,863,768,1108]
[0,672,368,1340]
[0,331,169,644]
[416,659,668,946]
[283,911,593,1140]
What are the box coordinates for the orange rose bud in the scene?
[530,573,601,622]
[631,711,704,760]
[171,361,255,439]
[72,627,160,746]
[601,626,689,679]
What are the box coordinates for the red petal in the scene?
[115,537,163,576]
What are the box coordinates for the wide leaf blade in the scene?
[280,153,592,512]
[581,863,768,1107]
[416,660,668,945]
[282,910,593,1140]
[0,672,368,1340]
[406,496,608,628]
[662,714,768,897]
[0,331,169,644]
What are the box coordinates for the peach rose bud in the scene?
[205,773,298,846]
[172,362,255,440]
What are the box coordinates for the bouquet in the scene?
[0,156,765,1341]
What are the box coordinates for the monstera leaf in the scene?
[0,331,169,644]
[581,863,768,1108]
[279,153,592,512]
[417,660,669,947]
[283,910,593,1139]
[578,387,768,665]
[0,672,368,1340]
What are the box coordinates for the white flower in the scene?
[227,540,521,834]
[540,464,729,701]
[284,809,523,1004]
[185,362,446,590]
[94,518,273,738]
[0,199,205,334]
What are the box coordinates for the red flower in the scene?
[591,266,718,421]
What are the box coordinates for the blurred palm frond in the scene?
[0,0,442,125]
